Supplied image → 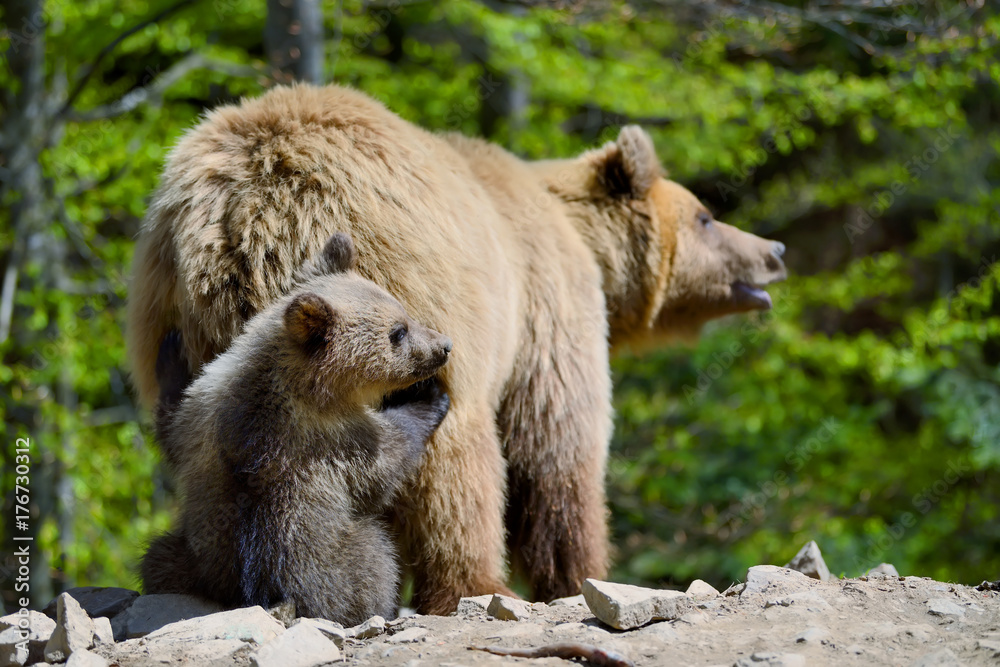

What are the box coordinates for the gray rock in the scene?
[43,587,139,621]
[549,594,587,607]
[867,563,900,577]
[267,601,296,627]
[110,594,223,640]
[143,606,284,645]
[582,578,693,630]
[91,617,114,646]
[251,621,340,667]
[909,647,961,667]
[293,618,347,647]
[977,639,1000,654]
[783,542,832,582]
[793,627,831,644]
[487,594,531,621]
[925,598,965,618]
[44,593,96,663]
[742,566,816,599]
[734,652,806,667]
[686,580,721,598]
[456,595,493,616]
[0,610,55,666]
[65,648,109,667]
[387,627,427,644]
[347,615,385,640]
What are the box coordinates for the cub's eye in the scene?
[698,211,713,227]
[389,325,408,345]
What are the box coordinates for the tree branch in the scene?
[56,0,198,119]
[63,53,260,122]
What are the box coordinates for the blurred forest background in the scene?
[2,0,999,612]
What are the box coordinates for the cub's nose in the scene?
[441,337,453,355]
[771,241,786,258]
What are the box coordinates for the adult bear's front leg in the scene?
[399,400,515,614]
[500,322,614,602]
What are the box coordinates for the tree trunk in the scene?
[264,0,324,84]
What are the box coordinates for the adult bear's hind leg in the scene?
[501,335,613,602]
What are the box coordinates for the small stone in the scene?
[387,627,427,644]
[549,594,587,607]
[43,587,139,621]
[143,606,284,644]
[784,542,832,582]
[925,598,965,618]
[487,594,531,621]
[266,600,296,627]
[909,648,961,667]
[685,580,720,598]
[110,594,223,640]
[866,563,900,577]
[793,627,831,644]
[977,639,1000,654]
[251,621,340,667]
[456,595,493,615]
[65,648,110,667]
[582,579,692,630]
[91,617,114,645]
[293,618,346,647]
[677,611,708,626]
[742,566,816,599]
[347,615,385,640]
[44,593,96,663]
[845,645,864,655]
[0,609,56,665]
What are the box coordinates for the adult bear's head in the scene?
[544,125,787,348]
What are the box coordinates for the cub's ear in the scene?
[296,232,358,280]
[285,292,337,349]
[592,125,661,200]
[318,232,358,273]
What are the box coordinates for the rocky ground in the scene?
[2,544,999,667]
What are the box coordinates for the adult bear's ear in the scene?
[285,292,337,350]
[593,125,661,200]
[296,232,358,280]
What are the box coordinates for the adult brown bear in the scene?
[126,84,786,614]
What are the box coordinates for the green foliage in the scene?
[1,0,997,608]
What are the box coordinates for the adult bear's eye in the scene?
[389,324,408,345]
[698,211,713,227]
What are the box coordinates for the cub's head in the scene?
[552,125,787,347]
[282,233,452,406]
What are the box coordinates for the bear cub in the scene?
[141,233,453,625]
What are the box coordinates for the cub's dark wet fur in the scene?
[141,233,452,625]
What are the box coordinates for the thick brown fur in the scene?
[127,84,786,613]
[140,234,453,625]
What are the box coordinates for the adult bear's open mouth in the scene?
[731,281,774,310]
